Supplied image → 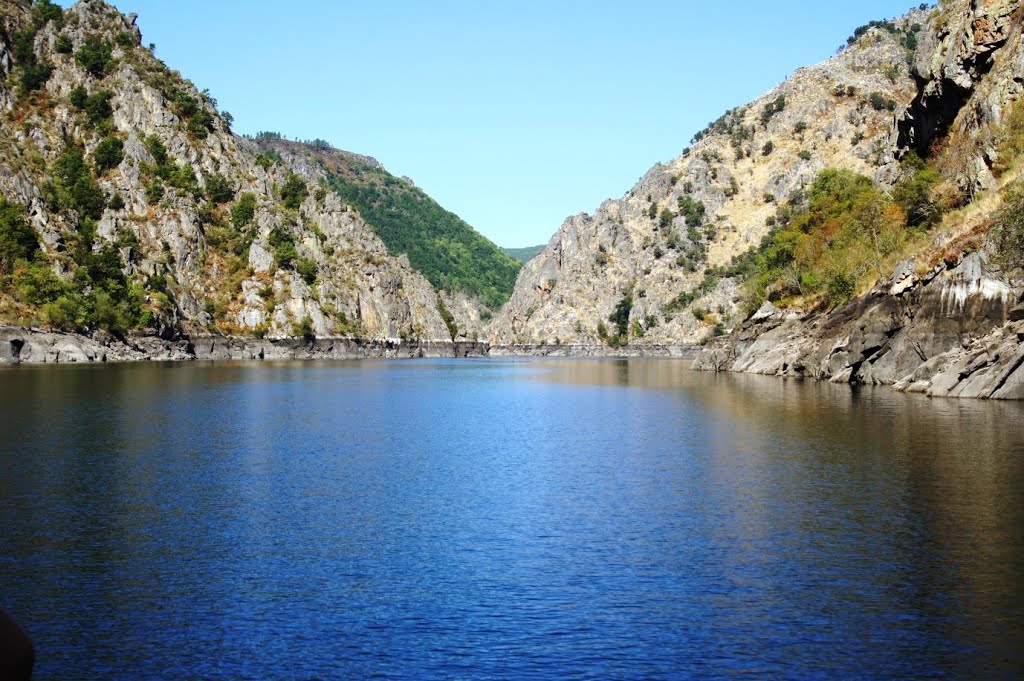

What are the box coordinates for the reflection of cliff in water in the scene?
[530,357,1024,675]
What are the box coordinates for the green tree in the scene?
[75,35,113,79]
[268,228,298,268]
[608,292,633,341]
[231,193,257,228]
[280,173,308,209]
[0,199,40,274]
[205,174,234,205]
[93,136,124,173]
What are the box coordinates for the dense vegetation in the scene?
[0,198,147,334]
[321,155,520,308]
[502,245,545,264]
[728,157,956,312]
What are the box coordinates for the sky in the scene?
[62,1,922,247]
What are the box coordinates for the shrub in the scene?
[280,173,308,209]
[68,89,116,130]
[0,199,40,274]
[144,134,169,168]
[658,208,675,229]
[231,193,257,228]
[762,140,775,156]
[51,146,105,219]
[93,136,123,173]
[18,61,53,94]
[760,94,786,126]
[114,31,136,48]
[54,34,73,54]
[677,196,706,226]
[268,228,298,268]
[437,299,457,339]
[892,153,942,227]
[293,316,314,340]
[68,85,88,108]
[75,35,113,79]
[608,292,633,341]
[167,164,199,196]
[205,173,234,204]
[186,109,215,139]
[33,0,63,25]
[145,179,164,204]
[296,258,318,285]
[868,92,897,112]
[991,181,1024,272]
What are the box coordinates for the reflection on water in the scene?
[1,359,1022,679]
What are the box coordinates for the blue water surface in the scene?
[1,358,1022,679]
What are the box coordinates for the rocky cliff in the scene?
[0,0,497,355]
[493,0,1024,398]
[490,7,930,346]
[692,0,1024,399]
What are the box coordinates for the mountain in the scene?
[0,0,503,354]
[252,134,521,310]
[489,0,1024,396]
[502,245,545,264]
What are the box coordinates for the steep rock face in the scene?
[896,0,1024,189]
[693,251,1022,396]
[692,0,1024,397]
[491,8,927,346]
[0,0,454,342]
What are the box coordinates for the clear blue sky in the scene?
[69,1,922,247]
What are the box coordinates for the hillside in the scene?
[491,0,1024,395]
[490,7,930,346]
[0,0,501,351]
[252,133,520,310]
[502,244,545,264]
[692,0,1024,398]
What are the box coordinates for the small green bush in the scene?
[18,61,53,94]
[296,258,318,285]
[280,173,308,209]
[293,316,314,340]
[93,136,123,173]
[145,179,164,204]
[32,0,63,25]
[268,228,298,269]
[0,199,40,274]
[75,35,113,79]
[658,208,675,229]
[54,34,73,54]
[205,173,234,204]
[231,193,257,228]
[760,95,786,126]
[868,92,897,112]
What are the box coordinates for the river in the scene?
[1,359,1021,679]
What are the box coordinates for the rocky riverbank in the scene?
[693,253,1024,400]
[0,323,702,364]
[0,325,489,364]
[488,344,696,358]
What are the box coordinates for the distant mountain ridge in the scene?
[501,245,545,264]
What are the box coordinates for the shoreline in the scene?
[0,326,698,365]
